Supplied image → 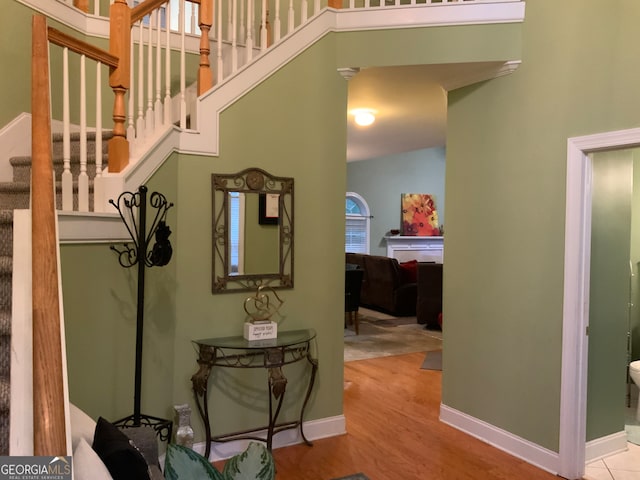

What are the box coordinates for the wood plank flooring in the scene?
[271,352,559,480]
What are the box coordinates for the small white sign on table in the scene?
[244,321,278,341]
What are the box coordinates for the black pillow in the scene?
[92,417,151,480]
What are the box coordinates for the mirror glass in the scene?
[212,168,294,293]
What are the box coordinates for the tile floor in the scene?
[584,385,640,480]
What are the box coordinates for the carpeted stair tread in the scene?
[0,211,13,224]
[0,257,12,276]
[0,182,30,193]
[0,312,10,337]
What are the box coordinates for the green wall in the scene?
[347,147,445,256]
[443,1,640,451]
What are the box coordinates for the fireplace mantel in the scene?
[384,235,444,263]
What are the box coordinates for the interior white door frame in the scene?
[560,127,640,479]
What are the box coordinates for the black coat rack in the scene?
[109,185,174,441]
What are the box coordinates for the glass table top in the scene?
[194,328,316,350]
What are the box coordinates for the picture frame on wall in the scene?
[259,193,279,225]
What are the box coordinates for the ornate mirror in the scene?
[211,168,294,293]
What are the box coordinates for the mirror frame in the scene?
[211,168,294,294]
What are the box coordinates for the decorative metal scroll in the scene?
[211,168,294,294]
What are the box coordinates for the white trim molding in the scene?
[440,404,559,475]
[335,1,525,31]
[585,431,628,465]
[560,127,640,479]
[192,414,347,462]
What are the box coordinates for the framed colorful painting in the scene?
[401,193,439,236]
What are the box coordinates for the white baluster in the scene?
[231,0,238,72]
[146,13,154,135]
[349,0,355,8]
[94,0,100,15]
[94,61,104,213]
[365,0,370,8]
[274,0,281,42]
[314,0,320,16]
[301,0,307,24]
[190,1,197,33]
[155,9,163,129]
[245,0,253,63]
[226,0,232,42]
[239,0,245,44]
[137,21,145,140]
[217,0,224,82]
[62,47,72,212]
[288,0,294,35]
[180,0,187,129]
[164,1,172,126]
[260,0,267,51]
[78,54,89,212]
[127,34,135,145]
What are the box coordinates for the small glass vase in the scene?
[173,403,194,449]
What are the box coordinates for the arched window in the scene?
[345,192,370,254]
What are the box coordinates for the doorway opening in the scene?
[560,128,640,479]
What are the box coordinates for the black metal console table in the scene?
[191,329,318,457]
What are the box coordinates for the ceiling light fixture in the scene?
[352,109,376,127]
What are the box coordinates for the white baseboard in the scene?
[585,431,628,464]
[440,404,559,475]
[191,414,346,462]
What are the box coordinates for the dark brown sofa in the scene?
[346,253,417,316]
[416,262,443,329]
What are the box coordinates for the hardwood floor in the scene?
[271,352,558,480]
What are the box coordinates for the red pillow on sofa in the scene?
[399,259,418,283]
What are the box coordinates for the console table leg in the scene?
[191,358,214,458]
[267,366,288,451]
[299,356,318,446]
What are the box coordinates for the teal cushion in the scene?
[164,442,275,480]
[164,444,223,480]
[222,443,275,480]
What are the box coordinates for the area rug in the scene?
[345,308,442,362]
[330,474,369,480]
[421,349,442,370]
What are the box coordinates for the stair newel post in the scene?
[109,185,174,440]
[31,14,67,456]
[197,0,214,96]
[108,0,131,173]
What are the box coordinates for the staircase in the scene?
[0,133,107,454]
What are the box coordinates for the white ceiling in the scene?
[345,62,517,162]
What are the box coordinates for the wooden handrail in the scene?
[131,0,172,25]
[48,26,119,68]
[31,14,67,456]
[131,0,203,25]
